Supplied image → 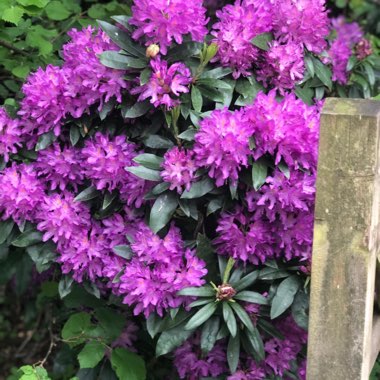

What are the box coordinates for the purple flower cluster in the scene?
[130,0,208,55]
[0,108,22,162]
[132,58,192,109]
[18,26,127,143]
[194,108,252,187]
[214,92,319,264]
[328,17,364,84]
[161,147,197,193]
[212,0,329,81]
[116,223,207,317]
[174,335,227,379]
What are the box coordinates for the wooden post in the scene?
[307,98,380,380]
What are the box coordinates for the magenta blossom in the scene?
[130,0,208,55]
[0,108,22,162]
[132,58,192,109]
[161,147,197,193]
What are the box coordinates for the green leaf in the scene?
[149,192,178,233]
[12,65,30,79]
[97,21,146,58]
[257,319,284,339]
[35,131,56,151]
[258,267,290,280]
[252,159,268,191]
[100,51,146,70]
[12,230,42,247]
[99,99,116,120]
[62,312,92,346]
[196,234,219,282]
[197,78,232,90]
[234,291,268,305]
[95,307,125,342]
[16,0,49,7]
[0,220,14,244]
[185,302,218,330]
[188,298,214,308]
[156,327,194,358]
[313,57,332,90]
[133,153,163,170]
[227,331,240,373]
[102,192,117,210]
[178,128,197,141]
[233,271,259,292]
[222,302,237,337]
[201,316,220,354]
[147,313,167,339]
[304,55,315,78]
[111,348,146,380]
[291,290,309,330]
[123,100,151,119]
[152,182,170,195]
[191,86,203,113]
[167,42,202,62]
[140,68,151,85]
[74,186,100,202]
[181,177,215,199]
[112,245,133,259]
[295,85,314,105]
[364,62,375,86]
[278,161,290,179]
[45,1,71,20]
[179,199,198,219]
[246,327,265,361]
[78,341,105,368]
[271,275,301,319]
[200,67,232,79]
[207,197,224,216]
[70,126,80,146]
[2,6,24,25]
[177,286,215,297]
[230,302,254,332]
[58,276,74,299]
[142,134,174,149]
[125,166,161,181]
[26,243,56,273]
[251,32,273,51]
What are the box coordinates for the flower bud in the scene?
[146,44,160,59]
[216,283,236,301]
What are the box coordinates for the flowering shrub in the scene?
[0,0,379,379]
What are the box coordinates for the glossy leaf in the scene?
[149,192,178,233]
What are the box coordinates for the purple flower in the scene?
[36,192,91,246]
[63,26,128,113]
[161,147,197,193]
[272,0,329,54]
[130,0,208,55]
[174,335,227,379]
[194,108,253,187]
[81,133,147,206]
[257,41,305,93]
[215,206,275,264]
[355,38,372,60]
[0,108,22,162]
[132,58,192,109]
[328,17,364,84]
[212,0,273,78]
[0,163,45,224]
[118,223,207,317]
[35,143,85,191]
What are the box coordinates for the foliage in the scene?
[0,0,379,379]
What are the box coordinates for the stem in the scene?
[223,257,236,284]
[0,39,30,56]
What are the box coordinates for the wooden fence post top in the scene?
[322,97,380,117]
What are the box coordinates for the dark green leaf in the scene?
[271,275,301,319]
[295,85,314,105]
[181,177,215,199]
[156,323,193,356]
[111,348,146,380]
[35,131,56,151]
[152,182,170,195]
[258,267,290,280]
[167,42,202,62]
[198,85,224,103]
[74,186,100,202]
[230,302,254,332]
[191,86,203,113]
[112,245,133,259]
[0,220,14,244]
[304,55,315,78]
[364,62,375,86]
[100,51,146,69]
[178,128,197,141]
[246,327,265,361]
[62,312,92,346]
[207,197,224,216]
[291,290,309,330]
[12,230,42,247]
[233,271,259,292]
[70,126,80,146]
[234,291,268,305]
[133,153,163,170]
[140,68,151,85]
[257,319,284,339]
[123,100,151,118]
[147,313,166,339]
[78,341,105,369]
[201,316,220,354]
[251,32,273,51]
[177,286,215,297]
[179,199,198,220]
[95,308,125,342]
[197,78,232,90]
[188,298,214,308]
[99,99,116,121]
[126,166,161,181]
[58,276,74,299]
[143,135,174,149]
[149,192,178,233]
[185,302,218,330]
[313,57,332,90]
[102,192,117,210]
[196,234,219,282]
[227,331,240,373]
[223,302,237,337]
[200,67,232,79]
[252,159,268,190]
[278,161,290,179]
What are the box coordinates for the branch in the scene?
[0,39,29,56]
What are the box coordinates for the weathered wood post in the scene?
[307,98,380,379]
